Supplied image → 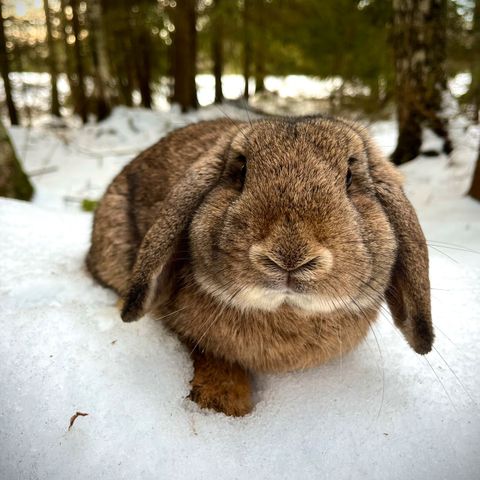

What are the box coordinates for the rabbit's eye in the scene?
[237,154,247,164]
[346,168,353,188]
[237,154,247,182]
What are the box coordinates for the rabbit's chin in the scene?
[195,273,378,315]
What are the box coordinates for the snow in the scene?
[1,102,480,479]
[1,73,347,122]
[2,72,471,121]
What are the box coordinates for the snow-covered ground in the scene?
[1,103,480,479]
[1,71,472,122]
[1,73,347,121]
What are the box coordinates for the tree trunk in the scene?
[43,0,61,117]
[391,0,451,165]
[60,0,83,118]
[469,140,480,201]
[70,0,88,123]
[59,0,76,106]
[131,1,153,109]
[100,0,133,107]
[242,0,251,100]
[254,67,265,94]
[170,0,198,111]
[88,0,112,120]
[0,119,33,200]
[0,0,19,125]
[135,32,153,109]
[468,0,480,123]
[254,0,266,94]
[211,0,223,104]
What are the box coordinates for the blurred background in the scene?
[0,0,479,204]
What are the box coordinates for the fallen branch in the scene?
[68,411,89,431]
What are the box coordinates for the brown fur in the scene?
[87,115,433,416]
[189,348,252,417]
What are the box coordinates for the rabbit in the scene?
[86,115,433,417]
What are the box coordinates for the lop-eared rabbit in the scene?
[87,116,433,416]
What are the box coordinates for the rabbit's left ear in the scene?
[121,138,230,323]
[368,145,434,354]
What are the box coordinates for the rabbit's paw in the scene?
[188,351,252,417]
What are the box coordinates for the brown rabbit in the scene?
[87,115,433,417]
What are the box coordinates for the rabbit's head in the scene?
[122,116,433,355]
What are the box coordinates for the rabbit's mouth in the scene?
[235,285,376,314]
[195,271,375,315]
[282,290,378,315]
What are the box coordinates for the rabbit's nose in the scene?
[250,245,333,277]
[260,254,319,274]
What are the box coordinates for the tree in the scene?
[467,0,480,122]
[469,140,480,200]
[87,0,112,119]
[70,0,88,123]
[43,0,61,117]
[391,0,452,165]
[60,0,88,121]
[253,0,266,93]
[131,0,154,109]
[59,0,77,111]
[170,0,198,111]
[211,0,224,103]
[102,0,134,107]
[242,0,251,99]
[0,0,19,125]
[0,118,33,200]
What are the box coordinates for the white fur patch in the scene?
[195,273,378,315]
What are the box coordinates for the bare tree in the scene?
[43,0,61,117]
[254,0,266,93]
[391,0,452,165]
[70,0,88,123]
[131,0,153,109]
[242,0,251,100]
[0,0,19,125]
[102,0,134,107]
[468,0,480,122]
[0,118,33,200]
[87,0,112,119]
[469,140,480,200]
[59,0,77,109]
[211,0,224,104]
[170,0,198,111]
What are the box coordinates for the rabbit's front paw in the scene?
[188,350,252,417]
[188,381,252,417]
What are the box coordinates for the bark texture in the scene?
[0,0,19,125]
[254,0,266,93]
[391,0,452,165]
[170,0,198,112]
[469,141,480,201]
[468,0,480,123]
[211,0,224,104]
[43,0,61,117]
[132,2,153,109]
[0,119,33,200]
[242,0,251,99]
[88,0,112,119]
[70,0,88,123]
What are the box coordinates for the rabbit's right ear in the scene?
[367,146,434,354]
[121,134,232,323]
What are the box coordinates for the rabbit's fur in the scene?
[87,115,433,416]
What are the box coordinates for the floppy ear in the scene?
[369,149,434,354]
[121,136,231,323]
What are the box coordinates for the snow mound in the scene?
[1,196,479,479]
